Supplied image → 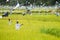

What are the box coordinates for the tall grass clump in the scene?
[41,27,60,37]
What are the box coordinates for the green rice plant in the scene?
[41,27,60,37]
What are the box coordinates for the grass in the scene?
[41,27,60,37]
[0,13,60,40]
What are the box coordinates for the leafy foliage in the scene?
[0,0,60,5]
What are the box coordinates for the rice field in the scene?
[0,9,60,40]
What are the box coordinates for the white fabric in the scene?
[9,21,11,25]
[13,3,20,9]
[6,0,9,2]
[0,16,2,18]
[10,2,20,14]
[15,24,21,30]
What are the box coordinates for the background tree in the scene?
[0,0,60,6]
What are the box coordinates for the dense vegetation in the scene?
[0,0,60,6]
